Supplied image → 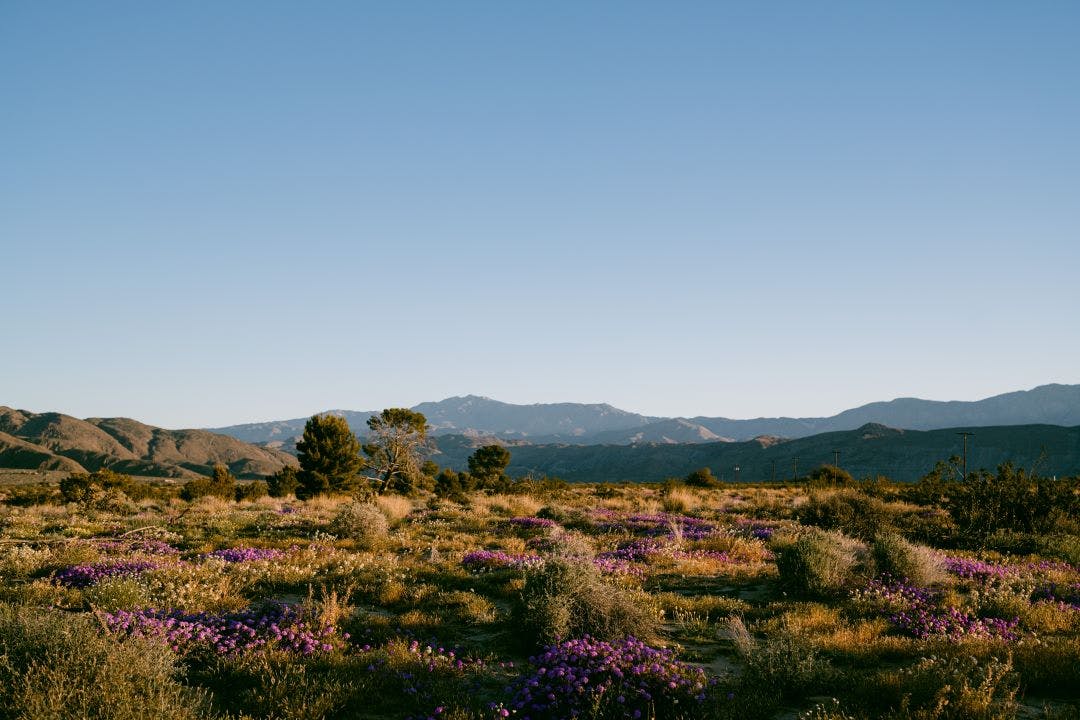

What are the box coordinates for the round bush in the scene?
[871,532,945,586]
[775,530,860,597]
[518,557,656,647]
[329,502,390,549]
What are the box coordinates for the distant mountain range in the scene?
[1,384,1076,483]
[426,423,1080,483]
[0,406,296,479]
[210,384,1080,446]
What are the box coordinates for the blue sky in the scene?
[2,2,1078,428]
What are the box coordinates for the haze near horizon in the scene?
[3,2,1078,428]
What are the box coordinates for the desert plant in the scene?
[871,532,946,586]
[775,530,861,597]
[517,556,656,647]
[267,466,300,497]
[181,464,236,502]
[882,654,1018,720]
[799,489,895,540]
[0,603,209,719]
[686,467,721,488]
[60,469,158,507]
[329,502,390,549]
[728,616,832,701]
[234,480,269,502]
[948,464,1079,544]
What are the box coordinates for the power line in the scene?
[959,433,976,479]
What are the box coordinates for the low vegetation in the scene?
[0,433,1077,719]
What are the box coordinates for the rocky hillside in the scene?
[0,407,297,478]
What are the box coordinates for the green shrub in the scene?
[685,467,721,488]
[808,464,855,487]
[1012,636,1080,695]
[267,466,300,498]
[0,483,60,507]
[330,502,389,550]
[882,655,1018,720]
[0,603,208,719]
[775,530,861,597]
[948,465,1080,544]
[799,490,894,540]
[234,480,269,502]
[60,470,159,507]
[180,464,236,502]
[1037,533,1080,566]
[729,616,832,701]
[518,557,655,647]
[871,532,945,586]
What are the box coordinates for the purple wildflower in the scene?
[55,560,159,588]
[103,602,338,656]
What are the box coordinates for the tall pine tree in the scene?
[296,414,363,498]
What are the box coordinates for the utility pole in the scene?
[771,459,776,483]
[956,432,974,480]
[792,457,798,482]
[833,449,841,468]
[734,465,740,483]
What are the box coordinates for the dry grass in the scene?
[375,494,415,524]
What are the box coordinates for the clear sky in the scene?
[2,2,1078,428]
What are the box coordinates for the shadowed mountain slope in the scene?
[0,406,297,478]
[427,423,1080,483]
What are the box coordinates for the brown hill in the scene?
[0,406,297,478]
[0,431,85,473]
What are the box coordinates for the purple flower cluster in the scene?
[593,511,716,540]
[669,548,732,562]
[592,557,646,578]
[91,538,180,556]
[506,517,558,530]
[943,557,1017,583]
[1032,582,1080,610]
[735,519,776,541]
[462,550,544,572]
[393,639,486,673]
[597,538,667,563]
[103,602,341,655]
[494,636,710,720]
[669,516,718,541]
[858,577,1020,641]
[204,546,285,563]
[855,576,936,611]
[55,560,160,588]
[891,605,1020,641]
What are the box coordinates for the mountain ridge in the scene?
[0,406,297,478]
[208,384,1080,446]
[426,422,1080,483]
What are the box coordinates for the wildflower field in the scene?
[1,477,1079,719]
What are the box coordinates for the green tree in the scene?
[180,463,236,502]
[808,464,854,486]
[685,467,720,488]
[266,465,300,497]
[434,468,466,499]
[467,444,512,488]
[60,469,156,506]
[296,414,364,498]
[364,408,431,494]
